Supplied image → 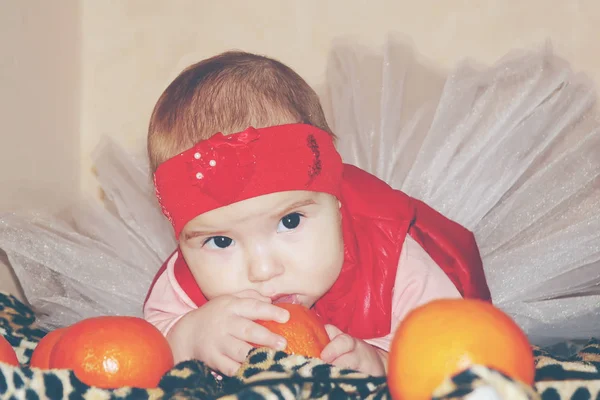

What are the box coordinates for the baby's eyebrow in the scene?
[182,230,207,240]
[183,228,227,240]
[277,199,317,214]
[183,198,318,238]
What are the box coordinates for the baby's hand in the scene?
[320,324,387,376]
[167,290,290,376]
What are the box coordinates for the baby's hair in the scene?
[148,51,334,172]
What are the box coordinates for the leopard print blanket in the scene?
[1,292,598,400]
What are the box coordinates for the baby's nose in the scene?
[247,252,284,282]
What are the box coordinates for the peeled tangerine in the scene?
[387,299,535,400]
[48,316,174,389]
[256,303,330,358]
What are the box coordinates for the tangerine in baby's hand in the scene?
[387,298,535,400]
[49,316,174,389]
[255,303,330,358]
[0,335,19,366]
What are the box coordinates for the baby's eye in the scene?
[204,236,234,249]
[277,212,303,232]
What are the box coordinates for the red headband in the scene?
[154,124,344,237]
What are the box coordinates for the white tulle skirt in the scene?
[1,39,599,346]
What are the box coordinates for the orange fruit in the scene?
[0,335,19,366]
[388,299,535,400]
[30,327,67,369]
[256,303,330,358]
[49,316,174,388]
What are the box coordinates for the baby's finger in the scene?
[220,335,254,363]
[212,354,242,377]
[234,290,271,303]
[324,324,344,340]
[230,317,287,351]
[233,298,290,323]
[329,351,361,371]
[320,333,357,363]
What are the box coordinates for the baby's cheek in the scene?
[321,255,344,290]
[308,266,340,298]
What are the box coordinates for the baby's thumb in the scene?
[324,324,343,340]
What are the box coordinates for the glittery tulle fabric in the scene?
[0,140,175,330]
[1,40,599,345]
[327,39,600,345]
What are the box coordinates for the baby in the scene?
[143,51,491,377]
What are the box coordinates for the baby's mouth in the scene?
[271,294,301,305]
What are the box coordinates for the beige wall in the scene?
[1,0,80,211]
[2,0,600,298]
[1,0,80,299]
[79,0,600,194]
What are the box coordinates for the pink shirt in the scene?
[144,236,461,352]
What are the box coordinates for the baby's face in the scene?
[179,191,344,308]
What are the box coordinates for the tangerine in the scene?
[388,299,535,400]
[30,327,67,369]
[256,303,330,358]
[0,335,18,366]
[49,316,174,389]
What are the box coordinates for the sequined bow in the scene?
[187,128,260,204]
